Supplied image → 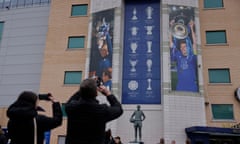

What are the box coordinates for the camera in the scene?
[38,93,51,101]
[96,77,103,87]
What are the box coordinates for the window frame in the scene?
[211,104,234,120]
[71,4,88,16]
[0,21,4,42]
[203,0,224,9]
[67,36,85,49]
[205,30,227,45]
[208,68,231,84]
[64,71,82,85]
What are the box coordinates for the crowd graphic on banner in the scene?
[89,9,114,91]
[169,5,199,92]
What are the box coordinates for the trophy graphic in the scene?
[132,8,138,20]
[128,80,138,91]
[146,59,152,72]
[131,42,138,53]
[147,41,152,53]
[129,59,138,72]
[147,78,152,90]
[145,25,153,35]
[131,26,138,36]
[146,6,153,19]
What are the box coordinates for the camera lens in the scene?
[96,77,103,87]
[38,94,50,101]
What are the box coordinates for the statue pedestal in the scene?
[128,141,144,144]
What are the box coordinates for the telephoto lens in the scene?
[38,93,51,101]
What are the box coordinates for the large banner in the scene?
[122,0,161,104]
[169,5,199,92]
[89,9,114,90]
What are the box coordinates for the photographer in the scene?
[65,78,123,144]
[7,91,63,144]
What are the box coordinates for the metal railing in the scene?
[0,0,51,10]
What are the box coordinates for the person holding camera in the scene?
[65,78,123,144]
[6,91,63,144]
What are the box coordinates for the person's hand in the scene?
[97,85,111,96]
[189,19,194,29]
[48,93,58,103]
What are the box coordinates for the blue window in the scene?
[64,71,82,84]
[208,69,231,83]
[40,0,49,3]
[0,0,2,9]
[3,0,10,8]
[33,0,49,4]
[0,22,4,42]
[204,0,223,8]
[10,0,17,8]
[68,36,85,49]
[61,103,67,117]
[17,0,25,7]
[206,30,227,44]
[25,0,34,6]
[212,104,233,120]
[71,4,88,16]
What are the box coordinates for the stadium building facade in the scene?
[0,0,240,144]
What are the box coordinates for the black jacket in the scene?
[0,133,7,144]
[7,102,63,144]
[65,92,123,144]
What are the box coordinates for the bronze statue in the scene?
[130,105,146,142]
